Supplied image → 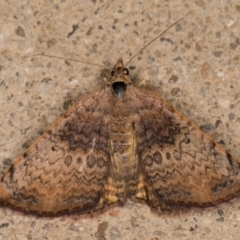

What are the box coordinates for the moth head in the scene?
[110,58,132,99]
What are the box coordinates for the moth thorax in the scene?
[112,82,127,99]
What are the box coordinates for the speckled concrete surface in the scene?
[0,0,240,239]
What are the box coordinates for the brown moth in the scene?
[1,58,240,216]
[1,20,240,216]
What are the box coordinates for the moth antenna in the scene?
[125,17,184,67]
[34,53,107,69]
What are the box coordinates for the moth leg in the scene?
[136,78,151,88]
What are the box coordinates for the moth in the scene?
[1,19,240,216]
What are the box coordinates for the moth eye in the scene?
[111,70,115,76]
[123,68,129,75]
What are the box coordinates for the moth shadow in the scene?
[129,196,239,219]
[1,195,237,221]
[0,201,126,220]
